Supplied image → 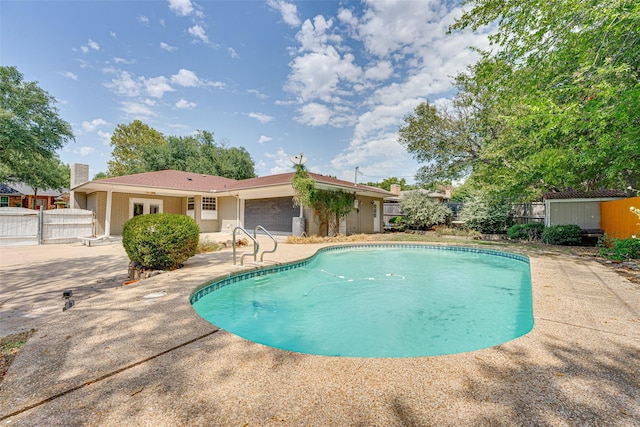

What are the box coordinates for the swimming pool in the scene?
[191,244,533,357]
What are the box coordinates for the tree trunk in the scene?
[32,188,39,210]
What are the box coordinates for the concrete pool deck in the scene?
[0,237,639,426]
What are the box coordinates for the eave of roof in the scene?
[0,183,23,196]
[73,170,393,198]
[543,189,626,200]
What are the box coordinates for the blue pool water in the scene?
[191,245,533,357]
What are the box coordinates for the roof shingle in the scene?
[543,189,626,199]
[86,170,392,196]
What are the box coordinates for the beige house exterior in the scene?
[70,168,391,237]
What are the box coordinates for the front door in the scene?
[373,200,380,232]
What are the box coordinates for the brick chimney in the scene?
[390,184,401,196]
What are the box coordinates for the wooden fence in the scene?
[600,196,640,239]
[511,202,545,224]
[0,208,94,246]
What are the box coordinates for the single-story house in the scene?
[70,166,392,237]
[543,189,627,230]
[0,184,23,208]
[0,182,66,209]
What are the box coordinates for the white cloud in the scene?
[171,69,200,87]
[296,103,331,126]
[171,68,224,88]
[98,130,112,146]
[61,71,78,80]
[104,71,141,97]
[77,146,95,156]
[248,89,268,100]
[188,25,209,43]
[228,47,238,59]
[168,0,193,16]
[121,101,157,118]
[258,135,272,144]
[110,31,117,39]
[264,149,294,175]
[267,0,300,27]
[81,118,109,133]
[138,15,150,26]
[296,15,341,52]
[80,39,100,53]
[160,42,177,52]
[286,47,361,103]
[337,8,358,27]
[175,98,196,109]
[143,76,174,98]
[248,112,274,124]
[364,61,393,81]
[113,57,133,64]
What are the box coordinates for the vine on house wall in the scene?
[291,165,356,236]
[291,164,315,213]
[311,188,356,236]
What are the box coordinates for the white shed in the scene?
[543,190,626,230]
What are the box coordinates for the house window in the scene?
[0,196,8,207]
[187,196,195,219]
[129,198,163,218]
[201,196,217,220]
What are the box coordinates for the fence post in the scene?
[37,207,44,245]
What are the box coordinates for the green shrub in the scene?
[598,235,640,261]
[389,216,403,224]
[458,190,511,234]
[507,223,545,241]
[400,192,452,230]
[541,224,582,245]
[386,215,405,231]
[122,213,200,270]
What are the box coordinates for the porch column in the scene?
[105,189,113,237]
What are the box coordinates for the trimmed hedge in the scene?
[507,223,545,241]
[122,213,200,270]
[541,224,582,245]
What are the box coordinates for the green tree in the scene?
[458,190,511,234]
[399,192,452,230]
[120,129,256,179]
[0,66,74,182]
[449,0,640,193]
[11,153,69,209]
[364,177,417,191]
[399,99,485,185]
[107,120,166,176]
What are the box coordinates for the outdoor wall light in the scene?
[62,289,74,311]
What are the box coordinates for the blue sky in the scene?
[1,0,489,183]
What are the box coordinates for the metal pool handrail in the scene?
[254,225,278,262]
[233,226,259,266]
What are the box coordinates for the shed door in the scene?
[244,197,297,233]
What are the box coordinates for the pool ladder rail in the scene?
[232,226,278,265]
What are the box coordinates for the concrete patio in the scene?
[0,236,638,426]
